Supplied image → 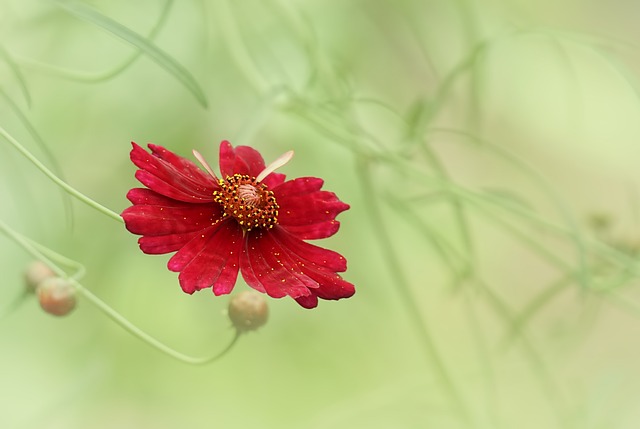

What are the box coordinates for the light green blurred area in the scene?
[2,0,640,428]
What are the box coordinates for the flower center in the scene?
[213,174,279,230]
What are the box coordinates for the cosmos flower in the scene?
[121,141,355,308]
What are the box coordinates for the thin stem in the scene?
[427,128,590,288]
[0,89,74,227]
[475,278,570,426]
[0,218,239,365]
[501,274,573,348]
[356,158,472,423]
[78,285,242,365]
[418,141,475,281]
[17,0,174,83]
[27,238,86,280]
[217,0,271,94]
[234,86,288,146]
[0,44,31,107]
[0,125,123,223]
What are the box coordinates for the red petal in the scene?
[218,141,287,186]
[240,229,317,299]
[299,267,355,301]
[218,140,265,178]
[122,189,221,237]
[130,142,216,203]
[138,231,201,254]
[270,227,355,302]
[239,227,354,307]
[274,177,350,240]
[295,294,318,309]
[271,226,347,272]
[280,223,341,240]
[167,220,243,295]
[261,172,286,189]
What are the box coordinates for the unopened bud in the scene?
[228,291,268,332]
[37,278,77,317]
[24,261,56,294]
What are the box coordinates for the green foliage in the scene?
[2,0,640,428]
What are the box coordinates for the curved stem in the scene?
[17,0,174,83]
[76,285,241,364]
[0,89,74,227]
[0,218,239,365]
[0,125,123,223]
[27,238,86,280]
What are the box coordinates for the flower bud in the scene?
[228,291,268,332]
[37,278,77,316]
[24,260,56,294]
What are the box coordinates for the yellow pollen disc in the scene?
[212,174,279,231]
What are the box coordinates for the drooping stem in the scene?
[77,285,241,365]
[0,126,123,223]
[0,218,239,365]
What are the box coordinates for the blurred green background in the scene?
[2,0,640,428]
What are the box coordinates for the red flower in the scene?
[121,141,355,308]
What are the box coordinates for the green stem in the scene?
[0,218,239,365]
[234,86,288,146]
[0,125,123,223]
[0,89,74,226]
[27,238,86,280]
[78,284,242,365]
[217,0,271,94]
[501,274,572,348]
[0,44,31,107]
[18,0,174,83]
[356,159,472,423]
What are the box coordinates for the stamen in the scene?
[238,184,260,207]
[193,150,219,180]
[213,174,279,230]
[256,150,294,183]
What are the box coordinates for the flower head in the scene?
[121,141,355,308]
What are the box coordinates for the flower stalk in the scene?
[0,218,239,364]
[0,126,123,224]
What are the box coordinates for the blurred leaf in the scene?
[53,0,208,107]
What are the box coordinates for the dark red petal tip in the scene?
[239,228,353,307]
[275,177,350,240]
[129,142,216,203]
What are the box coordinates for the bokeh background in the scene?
[2,0,640,428]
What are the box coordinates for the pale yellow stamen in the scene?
[256,150,294,182]
[193,149,219,180]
